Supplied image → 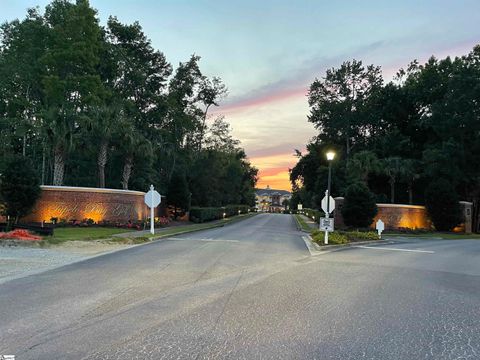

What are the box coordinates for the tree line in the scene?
[291,46,480,230]
[0,0,257,211]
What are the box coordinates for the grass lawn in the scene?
[385,232,480,240]
[294,214,314,232]
[43,213,258,245]
[45,227,135,244]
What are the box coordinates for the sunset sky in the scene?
[3,0,480,191]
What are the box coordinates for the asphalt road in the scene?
[1,213,479,359]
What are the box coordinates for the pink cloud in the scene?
[214,86,308,114]
[213,39,479,116]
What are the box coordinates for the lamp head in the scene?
[326,151,335,161]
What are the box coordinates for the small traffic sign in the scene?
[319,217,334,232]
[376,219,385,238]
[144,185,161,235]
[144,186,161,208]
[321,195,335,214]
[297,203,303,210]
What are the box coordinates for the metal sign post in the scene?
[144,184,161,235]
[321,191,335,244]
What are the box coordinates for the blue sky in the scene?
[2,0,480,189]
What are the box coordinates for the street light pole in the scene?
[324,151,335,244]
[327,159,332,214]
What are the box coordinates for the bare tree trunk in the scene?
[198,104,211,151]
[53,146,65,186]
[390,179,395,204]
[121,155,133,190]
[23,135,27,156]
[408,184,413,205]
[41,143,46,185]
[168,151,177,183]
[97,141,108,188]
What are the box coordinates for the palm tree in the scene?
[116,121,151,190]
[401,159,420,205]
[84,102,122,188]
[347,150,381,184]
[43,106,74,186]
[382,157,404,203]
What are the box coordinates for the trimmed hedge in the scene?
[225,205,250,217]
[311,230,378,245]
[301,208,324,224]
[190,205,250,223]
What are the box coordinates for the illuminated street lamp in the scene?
[323,151,335,245]
[326,151,335,215]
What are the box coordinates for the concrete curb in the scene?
[149,223,225,241]
[302,235,394,256]
[293,214,303,232]
[293,214,315,233]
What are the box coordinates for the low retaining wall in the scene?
[21,186,165,223]
[373,203,432,230]
[334,197,472,232]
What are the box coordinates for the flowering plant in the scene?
[0,229,42,241]
[156,217,170,227]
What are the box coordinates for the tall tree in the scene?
[308,60,383,156]
[0,155,41,225]
[346,150,380,184]
[42,0,104,185]
[382,157,406,204]
[197,77,227,149]
[85,101,122,188]
[0,8,47,161]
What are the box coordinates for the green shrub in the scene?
[310,230,378,245]
[311,231,347,244]
[190,205,250,223]
[329,232,349,244]
[341,182,378,228]
[310,229,321,238]
[224,205,250,217]
[425,179,462,231]
[303,208,323,223]
[343,230,378,242]
[189,207,223,223]
[310,231,323,243]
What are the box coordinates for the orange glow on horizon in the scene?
[256,170,292,191]
[249,153,296,191]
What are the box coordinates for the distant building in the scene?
[255,185,292,212]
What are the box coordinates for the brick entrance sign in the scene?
[21,186,164,223]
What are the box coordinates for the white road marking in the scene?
[354,245,435,253]
[169,238,240,243]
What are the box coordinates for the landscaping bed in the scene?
[310,229,379,245]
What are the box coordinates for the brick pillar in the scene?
[460,201,473,234]
[334,197,345,229]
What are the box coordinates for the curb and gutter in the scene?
[293,215,393,256]
[301,235,393,256]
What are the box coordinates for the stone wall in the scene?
[334,197,432,231]
[333,197,473,233]
[373,204,432,230]
[21,186,166,224]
